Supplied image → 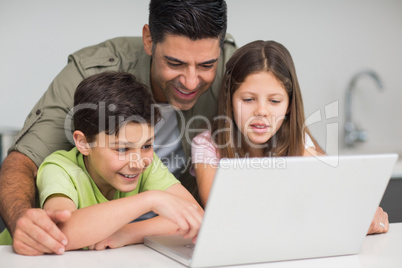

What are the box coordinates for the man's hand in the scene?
[367,206,389,235]
[12,209,71,255]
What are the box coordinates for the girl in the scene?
[191,40,389,235]
[191,40,321,207]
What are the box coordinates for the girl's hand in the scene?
[367,207,389,234]
[150,191,203,240]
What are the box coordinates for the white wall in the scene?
[1,0,401,155]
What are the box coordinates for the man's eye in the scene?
[200,64,214,69]
[168,62,182,67]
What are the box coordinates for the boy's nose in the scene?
[128,153,145,169]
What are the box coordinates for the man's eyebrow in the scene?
[165,56,185,64]
[164,56,219,65]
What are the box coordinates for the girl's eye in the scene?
[116,148,129,153]
[271,100,280,104]
[243,98,254,102]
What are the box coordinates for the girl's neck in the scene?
[248,146,264,158]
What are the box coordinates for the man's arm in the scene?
[0,151,69,255]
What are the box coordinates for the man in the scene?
[0,0,236,255]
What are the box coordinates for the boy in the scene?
[1,72,203,253]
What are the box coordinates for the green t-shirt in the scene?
[0,147,179,245]
[37,147,179,209]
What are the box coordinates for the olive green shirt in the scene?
[10,35,237,195]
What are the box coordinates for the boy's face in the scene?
[84,122,155,199]
[147,34,221,111]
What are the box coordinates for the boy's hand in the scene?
[12,209,70,255]
[88,228,129,250]
[151,191,203,240]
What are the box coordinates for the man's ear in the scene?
[142,24,153,56]
[73,130,91,156]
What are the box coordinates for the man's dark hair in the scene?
[73,72,161,142]
[148,0,227,48]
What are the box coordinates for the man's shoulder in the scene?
[222,33,237,59]
[68,36,147,76]
[72,36,144,58]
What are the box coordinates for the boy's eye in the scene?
[142,144,153,150]
[116,148,129,153]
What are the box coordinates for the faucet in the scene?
[344,70,383,147]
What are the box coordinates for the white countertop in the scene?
[1,223,402,268]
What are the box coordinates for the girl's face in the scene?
[232,71,289,148]
[84,122,155,200]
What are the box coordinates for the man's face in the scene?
[148,34,221,111]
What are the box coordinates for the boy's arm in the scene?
[90,183,204,250]
[43,184,203,251]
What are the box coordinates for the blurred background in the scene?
[0,0,401,226]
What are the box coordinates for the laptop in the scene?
[145,154,398,267]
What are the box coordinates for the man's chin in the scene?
[169,99,197,111]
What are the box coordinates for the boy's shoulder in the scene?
[41,147,82,169]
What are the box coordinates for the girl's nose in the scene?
[255,102,269,117]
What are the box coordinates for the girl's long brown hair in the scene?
[211,40,321,158]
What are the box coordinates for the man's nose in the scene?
[179,67,199,91]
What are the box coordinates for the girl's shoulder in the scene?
[192,130,213,146]
[304,133,316,149]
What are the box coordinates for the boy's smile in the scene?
[81,123,155,200]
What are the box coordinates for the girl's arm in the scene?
[43,184,203,251]
[303,147,320,157]
[194,163,218,208]
[191,131,220,208]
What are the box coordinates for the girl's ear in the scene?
[73,130,91,156]
[142,24,153,56]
